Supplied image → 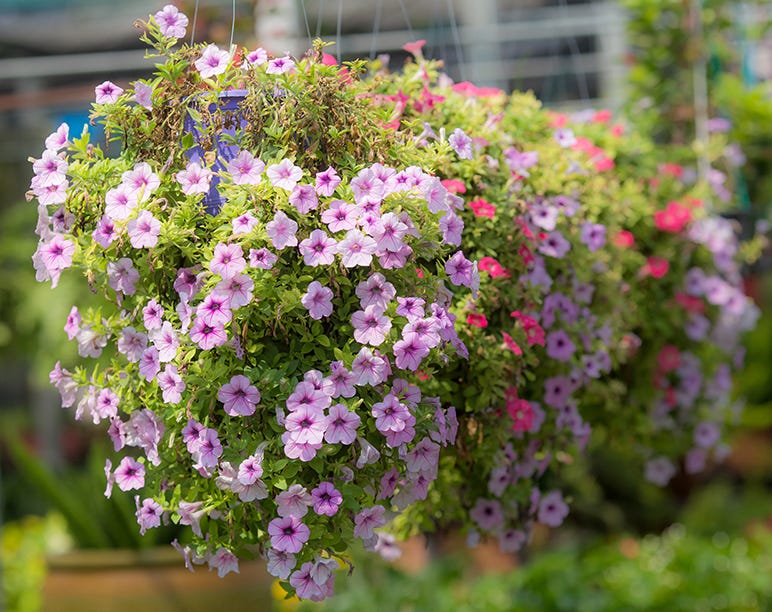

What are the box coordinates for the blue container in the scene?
[183,90,248,216]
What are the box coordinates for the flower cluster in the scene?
[28,5,759,600]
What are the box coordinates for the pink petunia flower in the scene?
[227,150,264,185]
[315,167,341,197]
[289,184,319,214]
[337,229,376,268]
[127,210,161,249]
[154,4,189,38]
[301,281,333,319]
[266,159,303,190]
[122,162,160,201]
[176,162,212,195]
[448,128,473,159]
[95,81,124,104]
[268,515,309,553]
[134,81,153,110]
[44,123,70,151]
[195,44,230,78]
[189,317,228,350]
[324,403,360,444]
[351,305,392,346]
[266,210,299,249]
[107,257,139,295]
[114,456,145,491]
[298,229,337,267]
[209,242,246,278]
[265,55,296,75]
[321,200,358,232]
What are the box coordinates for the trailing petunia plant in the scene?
[30,7,475,601]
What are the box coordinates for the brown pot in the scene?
[42,547,273,612]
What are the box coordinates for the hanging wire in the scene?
[446,0,466,81]
[229,0,236,50]
[369,0,383,61]
[316,0,325,38]
[299,0,314,49]
[558,0,590,102]
[397,0,415,41]
[336,0,343,64]
[190,0,200,45]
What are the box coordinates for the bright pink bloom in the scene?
[466,313,488,328]
[642,256,669,279]
[478,256,510,279]
[654,201,692,233]
[469,198,496,218]
[613,230,635,248]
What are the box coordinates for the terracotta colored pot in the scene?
[42,547,273,612]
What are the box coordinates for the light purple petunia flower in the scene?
[351,347,389,386]
[218,374,261,416]
[268,515,310,553]
[353,505,386,541]
[209,242,246,278]
[188,317,227,350]
[275,484,313,518]
[157,364,185,404]
[64,305,81,340]
[215,273,253,309]
[284,405,327,445]
[350,168,385,206]
[439,211,463,246]
[580,222,606,252]
[266,159,303,190]
[177,162,212,195]
[315,167,341,197]
[538,231,571,259]
[245,47,268,67]
[122,162,160,201]
[393,335,430,371]
[95,81,123,104]
[321,200,358,232]
[266,55,296,75]
[195,44,230,78]
[139,347,161,381]
[299,229,337,267]
[135,497,163,536]
[154,4,189,38]
[227,150,265,185]
[356,273,396,310]
[337,229,377,267]
[134,81,153,110]
[444,250,475,287]
[149,321,179,362]
[289,184,319,214]
[266,550,296,580]
[537,490,569,527]
[644,456,676,487]
[311,482,342,516]
[104,185,138,221]
[44,123,69,152]
[323,403,360,444]
[232,212,258,235]
[143,299,164,330]
[114,456,145,491]
[248,247,278,270]
[266,210,299,249]
[127,210,161,249]
[351,305,392,346]
[448,127,473,159]
[301,281,333,319]
[470,498,504,532]
[107,257,139,296]
[207,547,239,577]
[196,292,232,327]
[545,329,576,362]
[544,375,572,409]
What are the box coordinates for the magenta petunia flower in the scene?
[268,515,310,553]
[95,81,124,104]
[218,374,261,417]
[324,403,360,444]
[311,482,342,516]
[301,281,333,319]
[298,229,337,267]
[154,4,189,38]
[114,456,145,491]
[227,150,264,185]
[195,44,230,78]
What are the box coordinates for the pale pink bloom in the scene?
[107,257,139,295]
[176,162,212,195]
[353,505,386,540]
[117,327,147,362]
[355,273,396,310]
[114,456,145,491]
[218,374,261,416]
[275,484,313,518]
[227,150,264,185]
[281,433,322,462]
[135,496,163,535]
[64,305,81,340]
[122,162,160,200]
[104,184,138,220]
[208,548,239,577]
[393,335,430,371]
[321,200,358,232]
[351,347,389,386]
[127,210,161,248]
[237,451,264,485]
[157,364,185,404]
[266,55,296,75]
[288,563,325,601]
[231,211,258,234]
[315,167,341,197]
[406,437,440,476]
[178,500,205,537]
[264,210,297,250]
[248,247,278,269]
[95,388,120,421]
[289,184,319,214]
[285,380,331,413]
[439,211,464,246]
[195,427,223,468]
[268,515,309,554]
[337,229,376,268]
[154,4,189,38]
[284,405,327,445]
[32,150,67,185]
[301,281,333,319]
[298,229,337,266]
[351,305,392,346]
[76,326,107,358]
[371,212,407,252]
[36,234,74,283]
[266,550,296,580]
[95,81,124,104]
[215,273,253,308]
[142,299,164,330]
[32,175,67,206]
[266,159,303,190]
[104,458,115,498]
[45,123,70,151]
[245,47,268,67]
[422,177,449,214]
[134,81,153,110]
[195,44,230,78]
[372,393,411,434]
[149,321,179,362]
[350,168,385,206]
[139,347,161,381]
[209,242,246,278]
[324,403,360,444]
[448,128,473,159]
[92,215,118,248]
